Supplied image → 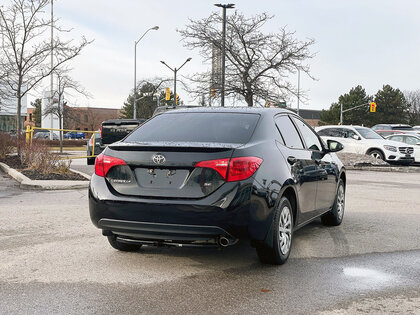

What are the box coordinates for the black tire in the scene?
[368,149,385,160]
[321,179,345,226]
[107,235,142,252]
[87,157,95,165]
[256,197,293,265]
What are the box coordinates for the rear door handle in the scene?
[287,156,297,165]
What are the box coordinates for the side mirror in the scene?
[326,140,344,153]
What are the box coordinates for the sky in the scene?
[23,0,420,111]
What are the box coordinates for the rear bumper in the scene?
[89,174,275,243]
[99,218,236,246]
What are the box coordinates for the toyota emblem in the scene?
[152,154,166,165]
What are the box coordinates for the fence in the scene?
[25,126,100,160]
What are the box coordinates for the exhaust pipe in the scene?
[218,236,229,247]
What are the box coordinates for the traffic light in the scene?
[265,101,271,107]
[210,89,216,98]
[370,102,376,112]
[165,88,170,101]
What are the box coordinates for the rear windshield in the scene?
[124,112,260,144]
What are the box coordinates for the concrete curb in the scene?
[0,162,89,190]
[346,165,420,173]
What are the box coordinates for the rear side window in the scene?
[124,112,259,144]
[291,117,322,151]
[317,128,342,137]
[275,115,304,149]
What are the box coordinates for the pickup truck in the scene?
[100,118,146,148]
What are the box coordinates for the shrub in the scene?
[0,132,14,159]
[20,140,71,174]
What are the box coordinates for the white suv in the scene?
[316,125,414,164]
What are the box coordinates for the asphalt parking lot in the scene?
[0,169,419,314]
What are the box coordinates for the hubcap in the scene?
[337,184,345,220]
[371,152,382,159]
[278,206,292,255]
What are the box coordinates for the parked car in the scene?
[87,131,102,165]
[89,108,346,265]
[371,124,414,132]
[33,131,59,140]
[385,133,420,163]
[316,125,414,164]
[100,118,146,148]
[375,129,405,138]
[63,131,86,139]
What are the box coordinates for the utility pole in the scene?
[160,58,192,106]
[214,3,235,107]
[50,0,54,139]
[133,26,159,119]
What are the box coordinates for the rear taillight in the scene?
[195,157,262,182]
[228,157,263,182]
[95,153,127,177]
[195,158,229,178]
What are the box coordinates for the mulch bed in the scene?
[20,169,87,181]
[0,156,88,181]
[0,156,26,169]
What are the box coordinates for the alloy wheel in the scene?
[337,184,345,221]
[278,206,292,255]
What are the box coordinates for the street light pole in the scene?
[133,26,159,119]
[214,3,235,107]
[297,68,300,116]
[160,58,192,106]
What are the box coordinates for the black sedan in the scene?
[89,108,346,265]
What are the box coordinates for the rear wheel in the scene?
[321,179,345,226]
[107,235,142,252]
[256,197,293,265]
[369,149,384,160]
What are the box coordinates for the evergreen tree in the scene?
[120,82,178,119]
[373,85,409,125]
[320,85,371,125]
[31,98,42,127]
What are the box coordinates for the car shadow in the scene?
[125,217,348,269]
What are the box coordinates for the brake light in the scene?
[95,153,127,177]
[195,158,229,178]
[228,157,262,182]
[195,157,262,182]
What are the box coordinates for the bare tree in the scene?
[178,11,315,106]
[0,0,91,152]
[405,90,420,125]
[43,68,91,152]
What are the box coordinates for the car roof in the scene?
[161,106,294,117]
[317,125,365,129]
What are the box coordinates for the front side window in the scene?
[343,129,358,139]
[291,116,322,151]
[275,115,304,149]
[355,127,383,139]
[390,135,404,143]
[405,136,420,145]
